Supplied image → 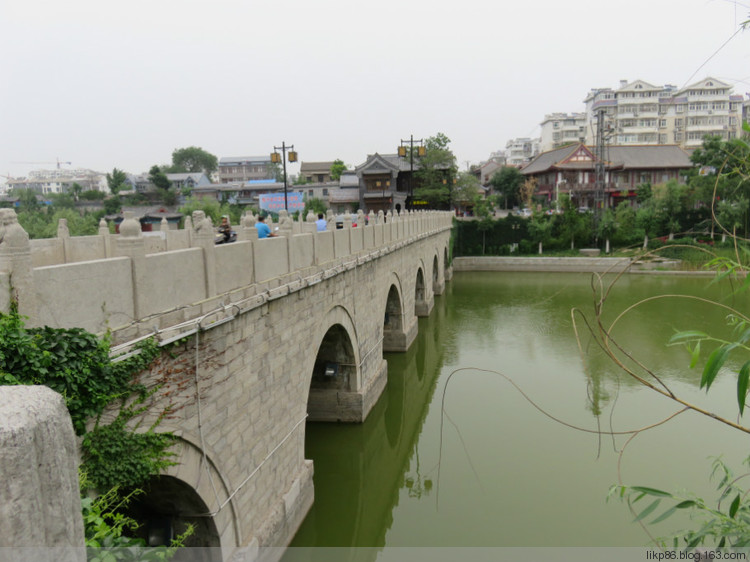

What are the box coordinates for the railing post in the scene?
[114,211,147,319]
[98,218,112,258]
[0,209,38,323]
[190,210,217,298]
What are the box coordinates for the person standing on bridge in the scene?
[315,213,327,232]
[255,214,276,239]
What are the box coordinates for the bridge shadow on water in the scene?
[284,289,453,559]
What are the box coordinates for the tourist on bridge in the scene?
[316,213,327,232]
[255,214,277,239]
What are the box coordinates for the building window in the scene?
[322,188,329,196]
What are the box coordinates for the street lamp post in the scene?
[398,135,425,211]
[271,142,298,211]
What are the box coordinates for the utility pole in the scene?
[271,142,297,211]
[398,135,424,211]
[593,108,609,226]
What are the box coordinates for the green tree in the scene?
[489,167,523,210]
[13,188,40,211]
[80,189,106,201]
[413,132,458,209]
[103,197,121,215]
[330,159,347,181]
[716,197,748,241]
[635,201,658,249]
[48,192,76,210]
[635,181,652,204]
[614,201,637,245]
[452,171,481,212]
[653,179,688,239]
[149,165,171,191]
[528,214,554,254]
[690,135,750,206]
[169,146,218,177]
[597,207,616,253]
[106,168,128,195]
[558,194,587,249]
[70,182,83,202]
[303,197,327,217]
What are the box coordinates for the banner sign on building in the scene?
[258,192,305,212]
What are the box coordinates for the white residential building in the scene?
[504,138,540,166]
[7,169,107,195]
[583,77,746,149]
[539,112,587,152]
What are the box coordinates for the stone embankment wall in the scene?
[453,256,709,274]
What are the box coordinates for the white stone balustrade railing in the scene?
[0,208,453,336]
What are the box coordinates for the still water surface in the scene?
[289,271,750,549]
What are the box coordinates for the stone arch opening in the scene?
[415,268,425,306]
[443,246,452,282]
[432,255,440,293]
[121,475,221,561]
[383,283,407,352]
[308,323,357,421]
[414,267,431,317]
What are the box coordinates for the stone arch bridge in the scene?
[0,208,453,559]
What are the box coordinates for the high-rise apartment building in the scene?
[583,78,745,149]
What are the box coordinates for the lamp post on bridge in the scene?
[271,142,298,211]
[398,135,425,211]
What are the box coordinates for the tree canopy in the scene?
[330,159,347,181]
[489,167,523,209]
[106,168,128,195]
[168,146,218,177]
[412,132,457,209]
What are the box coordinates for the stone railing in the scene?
[0,208,453,337]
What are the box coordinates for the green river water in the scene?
[286,271,750,553]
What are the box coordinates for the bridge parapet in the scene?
[0,209,453,342]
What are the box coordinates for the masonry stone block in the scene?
[0,386,84,557]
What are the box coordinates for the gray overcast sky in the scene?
[1,0,748,183]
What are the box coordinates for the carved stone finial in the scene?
[119,212,142,238]
[160,216,169,232]
[98,218,108,235]
[306,210,316,223]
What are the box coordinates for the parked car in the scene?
[517,208,532,217]
[577,206,591,214]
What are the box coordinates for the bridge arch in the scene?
[443,245,452,282]
[305,304,362,422]
[382,273,412,352]
[121,434,238,558]
[414,260,434,318]
[431,251,445,296]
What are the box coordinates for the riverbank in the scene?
[452,256,716,275]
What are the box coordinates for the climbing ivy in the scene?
[0,311,174,491]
